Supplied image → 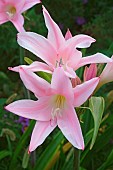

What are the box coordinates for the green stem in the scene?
[74,148,80,170]
[19,47,31,99]
[19,47,36,167]
[31,151,36,167]
[19,47,24,65]
[74,112,80,170]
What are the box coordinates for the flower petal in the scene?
[57,104,84,150]
[29,120,57,152]
[11,14,25,32]
[0,1,4,6]
[19,67,50,97]
[73,77,100,107]
[9,61,52,74]
[14,0,25,12]
[65,29,72,40]
[76,53,112,69]
[65,34,95,49]
[5,96,53,121]
[3,0,25,12]
[64,64,77,78]
[17,32,57,66]
[99,56,113,87]
[67,49,82,69]
[42,6,65,50]
[21,0,41,13]
[0,12,8,24]
[51,67,74,101]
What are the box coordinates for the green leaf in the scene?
[97,149,113,170]
[22,147,30,169]
[79,167,87,170]
[1,128,16,141]
[5,93,17,105]
[108,41,113,53]
[0,98,6,105]
[38,71,51,83]
[61,148,74,170]
[0,71,10,82]
[9,120,35,170]
[81,124,113,167]
[0,150,11,160]
[89,97,105,149]
[93,125,113,151]
[24,57,33,65]
[24,57,51,83]
[81,129,93,163]
[105,90,113,109]
[33,131,64,170]
[0,98,7,115]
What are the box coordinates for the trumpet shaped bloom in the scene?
[15,6,112,77]
[0,0,41,32]
[5,67,99,152]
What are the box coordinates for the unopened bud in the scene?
[71,76,81,88]
[84,64,97,81]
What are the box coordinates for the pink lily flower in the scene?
[0,0,41,32]
[5,67,100,152]
[97,56,113,89]
[12,6,112,77]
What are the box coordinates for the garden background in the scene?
[0,0,113,170]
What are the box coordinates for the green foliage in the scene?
[22,147,30,169]
[97,149,113,170]
[1,0,113,170]
[33,131,64,170]
[8,120,35,170]
[89,97,105,149]
[0,150,11,160]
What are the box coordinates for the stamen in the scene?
[59,58,63,67]
[55,58,64,68]
[6,5,16,19]
[55,60,58,68]
[51,95,66,120]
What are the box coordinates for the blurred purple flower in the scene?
[76,16,86,25]
[82,0,88,4]
[16,117,29,133]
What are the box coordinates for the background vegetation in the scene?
[0,0,113,169]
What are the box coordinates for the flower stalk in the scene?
[74,148,80,170]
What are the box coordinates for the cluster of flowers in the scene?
[1,0,113,153]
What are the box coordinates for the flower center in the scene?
[51,95,66,120]
[55,58,64,67]
[6,5,16,19]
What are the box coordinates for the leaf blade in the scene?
[89,97,105,149]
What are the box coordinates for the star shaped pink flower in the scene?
[11,6,112,77]
[0,0,41,32]
[5,67,99,152]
